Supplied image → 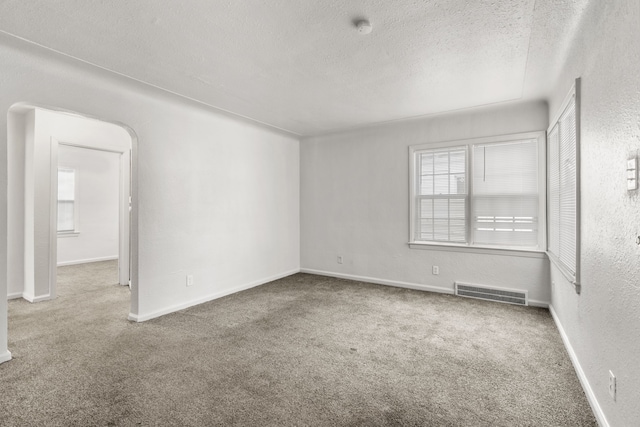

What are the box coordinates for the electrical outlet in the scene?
[432,266,439,275]
[609,370,616,400]
[337,256,343,264]
[186,274,194,287]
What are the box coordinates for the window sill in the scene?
[408,242,547,258]
[546,251,581,293]
[57,231,80,238]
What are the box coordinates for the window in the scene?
[57,168,76,233]
[414,146,467,243]
[547,80,580,287]
[410,132,546,251]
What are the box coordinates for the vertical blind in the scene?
[548,93,578,278]
[57,168,75,232]
[472,140,539,247]
[415,146,467,243]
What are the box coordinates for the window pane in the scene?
[449,220,466,242]
[58,169,75,201]
[417,199,433,240]
[433,152,449,175]
[434,174,449,195]
[450,198,465,219]
[419,219,433,240]
[57,201,74,231]
[418,146,467,196]
[416,197,467,242]
[420,175,434,195]
[472,140,539,248]
[451,173,466,195]
[473,140,538,195]
[472,196,538,246]
[420,153,433,175]
[420,198,433,218]
[433,219,449,241]
[450,150,465,174]
[433,199,449,219]
[57,169,75,232]
[414,146,468,243]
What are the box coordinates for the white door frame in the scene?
[49,138,131,293]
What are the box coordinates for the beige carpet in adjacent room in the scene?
[1,260,596,426]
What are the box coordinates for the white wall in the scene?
[301,100,551,304]
[22,109,37,301]
[0,33,300,362]
[7,111,26,299]
[547,1,640,425]
[57,145,120,266]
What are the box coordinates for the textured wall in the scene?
[548,1,640,425]
[301,100,551,304]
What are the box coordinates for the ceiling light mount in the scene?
[355,20,372,35]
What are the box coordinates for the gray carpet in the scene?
[1,261,596,426]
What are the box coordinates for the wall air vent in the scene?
[454,282,528,306]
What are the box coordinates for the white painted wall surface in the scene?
[301,101,551,304]
[0,33,300,361]
[57,145,120,266]
[547,1,640,425]
[7,111,26,299]
[22,110,37,301]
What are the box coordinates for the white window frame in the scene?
[409,132,547,256]
[547,78,581,292]
[57,167,80,237]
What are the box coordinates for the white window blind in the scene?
[57,168,75,232]
[472,140,539,247]
[548,127,560,256]
[415,146,467,243]
[547,84,579,282]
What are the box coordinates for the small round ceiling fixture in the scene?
[356,20,372,35]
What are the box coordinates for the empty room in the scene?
[0,1,638,426]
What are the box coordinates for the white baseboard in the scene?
[129,268,300,322]
[549,305,609,427]
[57,256,118,267]
[0,350,12,364]
[300,268,455,295]
[22,293,52,303]
[528,299,549,308]
[301,269,550,307]
[7,292,23,300]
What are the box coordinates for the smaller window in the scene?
[547,79,580,287]
[57,168,76,233]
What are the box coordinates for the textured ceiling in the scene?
[0,0,590,136]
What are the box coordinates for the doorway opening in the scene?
[51,140,131,293]
[6,104,138,323]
